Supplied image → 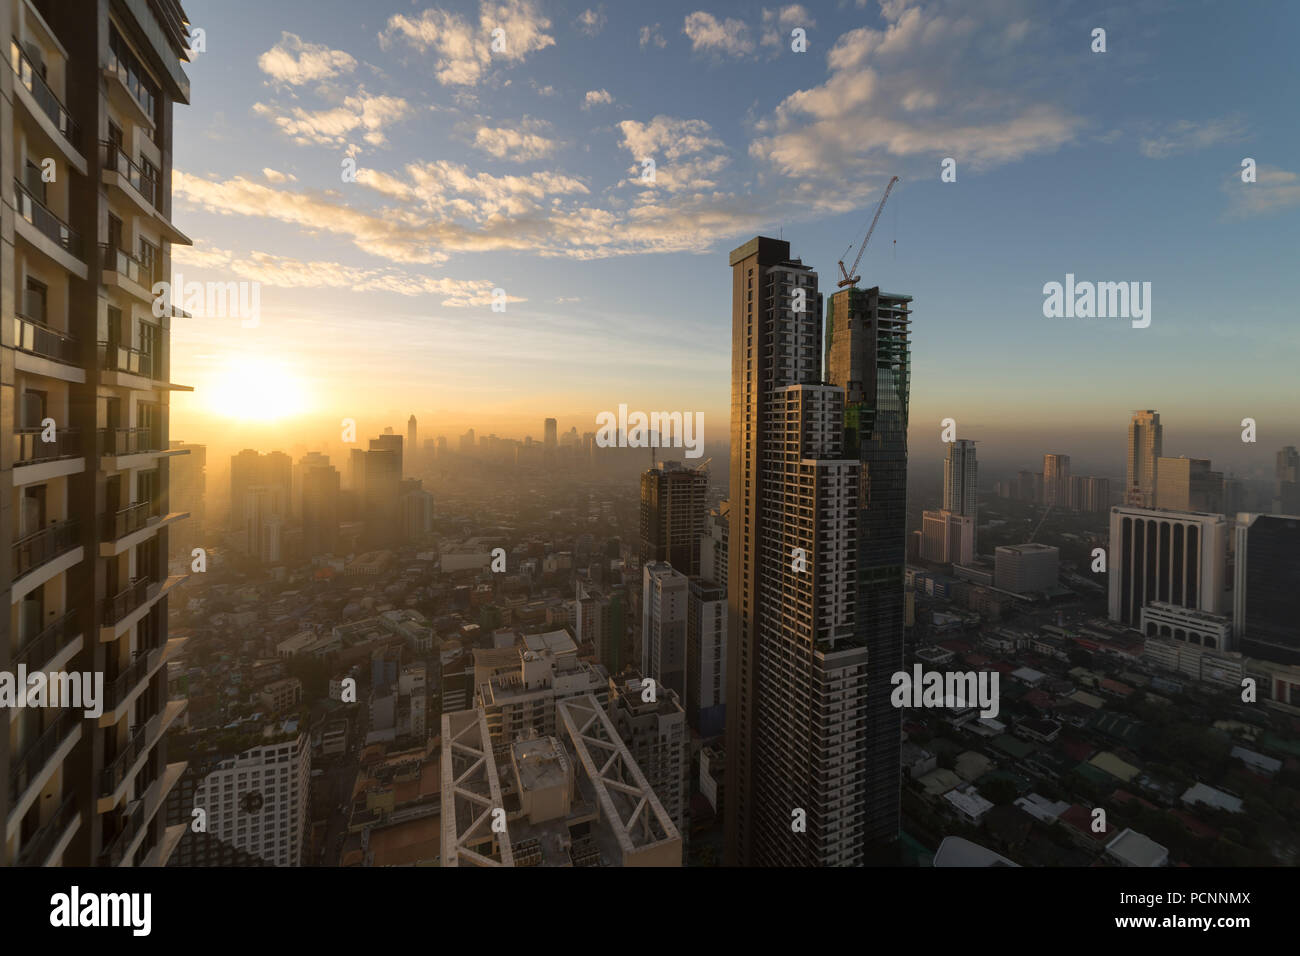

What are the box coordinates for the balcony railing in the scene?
[102,576,148,627]
[100,141,157,207]
[97,341,156,379]
[8,709,79,803]
[12,312,78,365]
[99,800,145,867]
[99,242,159,288]
[13,609,80,672]
[14,426,81,465]
[100,725,148,797]
[12,179,82,259]
[101,501,151,541]
[12,518,80,580]
[9,38,80,150]
[98,426,163,457]
[103,647,153,711]
[15,790,78,866]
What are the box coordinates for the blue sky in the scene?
[168,0,1299,479]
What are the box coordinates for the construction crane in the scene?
[837,175,900,288]
[1027,503,1053,544]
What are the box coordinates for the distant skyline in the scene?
[167,0,1298,482]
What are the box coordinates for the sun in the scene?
[203,354,311,423]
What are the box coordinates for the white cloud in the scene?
[575,7,606,36]
[761,5,814,47]
[583,89,613,109]
[618,116,729,191]
[257,32,357,84]
[473,121,558,161]
[1139,116,1247,159]
[262,168,298,183]
[639,24,667,48]
[1223,164,1300,219]
[254,91,412,147]
[750,0,1080,180]
[380,0,555,87]
[683,11,754,57]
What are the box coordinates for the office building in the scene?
[543,417,557,450]
[1070,475,1110,513]
[1234,514,1300,664]
[943,439,978,517]
[920,509,974,565]
[2,0,192,866]
[299,456,339,556]
[230,449,289,534]
[188,729,310,866]
[1108,506,1228,626]
[399,477,433,541]
[1157,457,1222,514]
[825,282,913,859]
[361,435,401,547]
[639,459,708,576]
[726,237,870,867]
[606,671,689,835]
[1125,410,1162,507]
[407,414,416,469]
[1043,453,1070,508]
[641,561,688,701]
[440,699,680,866]
[994,543,1059,594]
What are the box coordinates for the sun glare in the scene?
[203,355,311,423]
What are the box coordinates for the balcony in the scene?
[12,609,81,674]
[101,141,157,211]
[15,790,79,866]
[13,293,79,366]
[12,519,80,581]
[9,38,82,158]
[8,710,80,805]
[98,427,166,466]
[99,243,159,303]
[13,426,81,466]
[102,501,152,541]
[97,340,156,380]
[100,725,148,799]
[99,800,145,867]
[12,178,84,268]
[101,577,148,628]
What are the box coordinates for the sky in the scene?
[166,0,1300,479]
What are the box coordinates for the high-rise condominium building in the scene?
[920,509,973,565]
[1070,475,1110,513]
[1233,514,1300,665]
[1108,506,1228,626]
[726,237,869,866]
[300,457,340,556]
[1156,456,1223,514]
[686,501,728,737]
[639,459,707,577]
[543,417,557,450]
[641,561,688,702]
[362,435,401,547]
[1043,453,1070,508]
[825,284,913,859]
[943,439,978,517]
[1126,410,1162,507]
[407,415,417,467]
[230,449,289,535]
[2,0,193,865]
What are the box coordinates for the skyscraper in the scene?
[1043,453,1070,508]
[544,417,557,450]
[407,414,417,469]
[641,561,689,701]
[826,284,913,857]
[2,0,192,865]
[1273,446,1300,515]
[1126,410,1162,507]
[726,237,869,866]
[639,459,708,576]
[1233,514,1300,665]
[1156,457,1223,514]
[300,457,340,556]
[362,436,402,547]
[943,440,978,516]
